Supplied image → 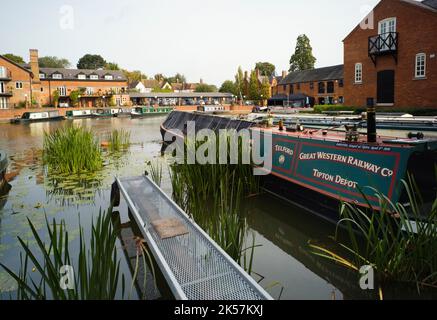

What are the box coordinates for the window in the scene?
[415,53,426,78]
[78,74,86,80]
[327,81,334,94]
[289,84,294,94]
[0,67,7,78]
[90,75,99,80]
[52,73,63,79]
[339,96,344,104]
[40,88,44,92]
[310,82,314,90]
[0,97,8,109]
[58,86,67,96]
[0,82,4,93]
[86,87,94,95]
[318,82,325,94]
[105,75,113,80]
[16,81,23,89]
[378,18,396,51]
[39,73,45,79]
[296,83,300,91]
[282,85,286,91]
[355,63,363,83]
[339,79,344,87]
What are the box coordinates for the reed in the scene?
[0,210,126,300]
[169,136,259,268]
[43,126,102,174]
[146,160,163,187]
[310,174,437,288]
[108,129,131,152]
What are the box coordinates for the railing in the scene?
[369,32,398,55]
[0,89,13,96]
[0,69,12,80]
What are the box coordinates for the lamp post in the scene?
[102,96,106,108]
[78,95,81,108]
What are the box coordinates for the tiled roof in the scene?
[422,0,437,10]
[279,65,343,85]
[37,67,126,81]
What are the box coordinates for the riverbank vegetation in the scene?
[43,126,102,174]
[310,175,437,293]
[0,210,153,300]
[108,129,131,152]
[168,137,260,270]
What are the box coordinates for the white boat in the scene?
[10,111,65,124]
[66,110,93,118]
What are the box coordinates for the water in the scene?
[0,118,436,300]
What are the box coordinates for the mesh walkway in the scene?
[114,175,272,300]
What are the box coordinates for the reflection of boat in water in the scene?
[10,111,65,124]
[246,195,437,299]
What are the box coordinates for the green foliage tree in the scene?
[152,87,173,93]
[234,66,244,100]
[105,62,120,70]
[255,62,276,76]
[3,53,25,64]
[195,83,218,93]
[123,70,147,83]
[260,78,271,106]
[77,54,106,70]
[39,56,70,68]
[219,80,237,95]
[248,70,261,101]
[154,74,165,81]
[167,73,186,83]
[289,34,317,72]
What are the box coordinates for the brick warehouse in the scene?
[344,0,437,108]
[270,0,437,109]
[0,49,129,110]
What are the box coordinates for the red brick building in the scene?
[344,0,437,108]
[271,65,344,107]
[0,49,129,110]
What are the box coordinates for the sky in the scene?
[0,0,385,86]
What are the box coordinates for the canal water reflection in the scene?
[1,118,436,299]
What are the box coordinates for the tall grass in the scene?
[169,136,260,268]
[0,210,124,299]
[108,129,131,152]
[310,175,437,289]
[146,160,163,187]
[43,126,102,174]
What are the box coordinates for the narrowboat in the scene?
[131,106,174,118]
[10,110,65,124]
[91,109,113,118]
[160,111,437,222]
[0,150,8,189]
[66,109,93,119]
[114,108,133,118]
[196,105,226,114]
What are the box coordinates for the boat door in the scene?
[377,70,395,105]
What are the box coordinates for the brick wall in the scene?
[344,0,437,108]
[275,80,344,104]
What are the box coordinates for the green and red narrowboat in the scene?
[160,111,437,222]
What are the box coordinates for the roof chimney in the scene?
[200,78,203,84]
[282,70,287,78]
[29,49,40,83]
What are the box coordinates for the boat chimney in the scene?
[366,98,376,143]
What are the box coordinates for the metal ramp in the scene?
[112,175,273,300]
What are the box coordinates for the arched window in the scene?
[415,53,426,78]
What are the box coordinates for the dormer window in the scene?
[52,73,63,79]
[78,74,86,80]
[90,74,99,80]
[105,75,114,80]
[39,73,45,79]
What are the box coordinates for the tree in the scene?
[123,70,147,83]
[195,84,218,93]
[260,78,271,106]
[248,70,261,101]
[154,74,165,82]
[3,53,25,64]
[255,62,275,76]
[219,80,237,95]
[234,66,244,99]
[105,62,120,70]
[167,73,186,83]
[39,56,71,68]
[289,34,317,72]
[77,54,106,69]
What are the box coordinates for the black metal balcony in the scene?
[368,32,398,66]
[0,90,13,97]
